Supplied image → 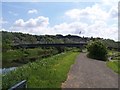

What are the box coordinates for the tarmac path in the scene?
[62,53,118,88]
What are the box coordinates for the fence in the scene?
[8,80,27,90]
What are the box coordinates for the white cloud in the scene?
[8,0,118,41]
[14,19,24,27]
[52,22,88,35]
[0,28,8,31]
[52,20,118,41]
[84,21,118,39]
[28,9,38,14]
[10,15,118,41]
[64,1,118,41]
[65,4,109,23]
[14,16,49,27]
[10,16,49,35]
[11,16,88,35]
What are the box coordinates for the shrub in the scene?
[87,40,108,61]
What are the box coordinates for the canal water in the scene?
[0,67,17,74]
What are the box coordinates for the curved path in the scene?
[62,53,118,88]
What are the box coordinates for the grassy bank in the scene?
[2,48,58,68]
[107,50,120,74]
[2,51,79,89]
[107,61,120,74]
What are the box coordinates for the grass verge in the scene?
[2,51,79,89]
[107,50,120,74]
[107,61,120,74]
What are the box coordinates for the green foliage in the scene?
[107,61,120,74]
[2,31,119,52]
[2,43,11,52]
[87,40,108,61]
[107,50,120,74]
[108,50,120,60]
[2,51,79,89]
[101,39,118,49]
[56,47,65,53]
[2,48,59,68]
[2,31,13,51]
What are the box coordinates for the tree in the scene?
[87,40,108,61]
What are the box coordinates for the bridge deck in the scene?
[12,43,119,50]
[13,43,87,49]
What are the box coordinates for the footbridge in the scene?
[13,42,87,49]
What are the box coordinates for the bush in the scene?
[87,40,108,61]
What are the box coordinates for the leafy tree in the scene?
[2,42,11,52]
[87,40,108,61]
[56,47,65,53]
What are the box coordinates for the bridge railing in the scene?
[8,80,27,90]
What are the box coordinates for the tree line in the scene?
[1,31,119,51]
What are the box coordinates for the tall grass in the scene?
[107,61,120,74]
[107,50,120,74]
[2,51,79,89]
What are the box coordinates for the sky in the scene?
[1,0,119,41]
